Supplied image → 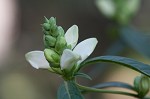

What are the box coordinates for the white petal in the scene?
[95,0,116,18]
[60,49,81,70]
[65,25,78,49]
[73,38,98,65]
[25,51,50,69]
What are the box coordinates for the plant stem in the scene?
[77,84,139,98]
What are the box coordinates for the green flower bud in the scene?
[51,26,64,37]
[134,75,150,98]
[42,30,49,35]
[49,17,57,33]
[43,39,49,48]
[42,23,50,31]
[55,36,67,54]
[44,16,49,23]
[134,76,141,92]
[44,35,56,47]
[58,26,65,36]
[44,49,60,68]
[49,17,56,26]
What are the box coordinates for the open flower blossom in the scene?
[25,25,98,71]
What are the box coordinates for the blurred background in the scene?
[0,0,150,99]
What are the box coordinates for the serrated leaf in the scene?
[121,27,150,58]
[79,56,150,77]
[74,73,92,80]
[57,81,84,99]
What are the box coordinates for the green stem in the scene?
[77,84,139,98]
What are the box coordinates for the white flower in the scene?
[96,0,116,18]
[25,25,98,71]
[25,51,49,69]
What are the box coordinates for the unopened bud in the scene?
[134,75,150,98]
[43,39,49,48]
[44,16,49,23]
[49,17,56,25]
[52,26,64,37]
[44,49,60,68]
[134,76,141,92]
[43,23,50,31]
[55,36,67,54]
[42,29,49,35]
[49,17,57,32]
[44,35,56,47]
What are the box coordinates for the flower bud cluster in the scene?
[134,75,150,98]
[42,17,67,68]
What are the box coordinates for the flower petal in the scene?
[73,38,98,65]
[60,49,81,70]
[25,51,50,69]
[96,0,116,18]
[65,25,78,49]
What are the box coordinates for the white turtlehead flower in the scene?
[25,25,98,71]
[62,25,98,70]
[25,51,50,69]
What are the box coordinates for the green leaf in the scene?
[74,73,92,80]
[81,82,136,94]
[121,27,150,58]
[92,82,135,91]
[57,81,84,99]
[79,56,150,77]
[77,84,138,98]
